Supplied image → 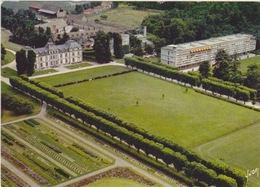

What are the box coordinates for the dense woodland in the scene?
[128,2,260,49]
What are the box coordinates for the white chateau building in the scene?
[32,40,82,70]
[161,34,256,70]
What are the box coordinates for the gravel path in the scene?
[1,158,40,187]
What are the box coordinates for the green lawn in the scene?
[65,62,92,69]
[32,69,58,76]
[1,50,15,66]
[85,178,156,187]
[58,72,260,148]
[239,56,260,75]
[87,5,160,29]
[1,30,22,52]
[36,68,260,185]
[1,67,17,78]
[1,82,41,123]
[194,123,260,187]
[36,65,129,86]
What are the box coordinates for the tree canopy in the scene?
[93,31,111,63]
[140,2,259,46]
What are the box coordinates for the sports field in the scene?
[36,65,129,86]
[58,71,260,147]
[37,67,260,186]
[195,123,260,187]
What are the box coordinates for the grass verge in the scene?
[36,65,129,86]
[1,50,15,66]
[239,56,260,75]
[65,62,92,69]
[1,81,41,123]
[1,29,22,52]
[1,67,17,78]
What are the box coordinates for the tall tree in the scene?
[214,49,230,66]
[93,31,111,63]
[27,50,36,76]
[199,61,211,78]
[229,60,243,83]
[16,49,27,75]
[213,60,230,81]
[113,33,124,59]
[1,44,6,60]
[75,5,84,14]
[244,64,260,97]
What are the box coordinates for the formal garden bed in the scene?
[1,119,113,186]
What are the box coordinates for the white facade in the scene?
[33,40,82,70]
[161,34,256,70]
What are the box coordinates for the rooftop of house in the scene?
[38,4,63,14]
[34,40,81,55]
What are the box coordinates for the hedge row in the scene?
[135,56,179,71]
[207,77,257,100]
[51,110,238,187]
[195,89,260,112]
[202,79,256,102]
[125,57,200,87]
[29,79,64,98]
[9,76,246,187]
[126,57,256,104]
[65,96,246,187]
[53,69,136,88]
[49,110,198,187]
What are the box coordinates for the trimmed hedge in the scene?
[29,79,64,98]
[202,79,253,103]
[125,57,200,87]
[54,69,136,88]
[207,77,257,101]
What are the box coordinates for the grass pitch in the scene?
[59,71,260,148]
[37,68,260,186]
[36,65,129,86]
[195,123,260,187]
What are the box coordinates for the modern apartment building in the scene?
[161,34,256,70]
[31,40,82,70]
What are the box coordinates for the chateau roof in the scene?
[34,40,81,55]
